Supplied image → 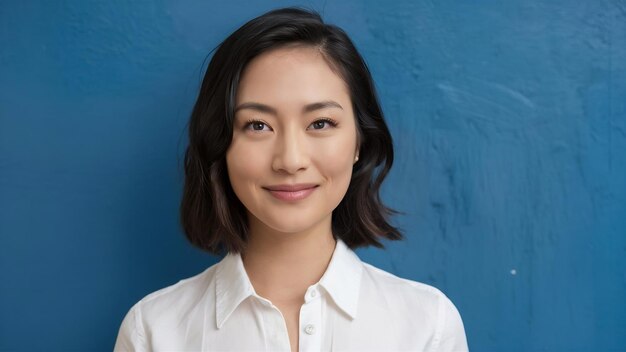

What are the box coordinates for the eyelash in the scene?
[243,118,338,132]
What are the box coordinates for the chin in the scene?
[266,219,317,234]
[258,211,324,233]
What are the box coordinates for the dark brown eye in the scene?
[309,118,338,130]
[252,122,265,130]
[312,121,326,129]
[243,119,270,132]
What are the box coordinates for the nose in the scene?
[271,127,309,174]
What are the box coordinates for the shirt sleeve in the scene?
[113,301,148,352]
[432,292,469,352]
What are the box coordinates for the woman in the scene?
[114,7,468,352]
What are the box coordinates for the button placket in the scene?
[299,289,323,352]
[304,324,316,335]
[305,286,319,302]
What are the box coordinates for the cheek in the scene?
[314,133,356,182]
[226,139,267,190]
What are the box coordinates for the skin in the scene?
[225,45,359,352]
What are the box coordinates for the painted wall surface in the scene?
[1,1,625,351]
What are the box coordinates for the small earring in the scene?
[354,155,359,162]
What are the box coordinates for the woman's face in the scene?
[226,45,359,237]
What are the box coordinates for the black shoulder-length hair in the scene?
[180,6,403,256]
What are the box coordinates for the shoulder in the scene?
[113,264,219,351]
[360,262,468,351]
[144,264,216,303]
[139,264,218,317]
[361,261,448,310]
[121,263,219,327]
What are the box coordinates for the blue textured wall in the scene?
[1,1,625,351]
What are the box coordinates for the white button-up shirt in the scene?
[114,239,468,351]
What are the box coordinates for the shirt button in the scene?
[310,290,317,298]
[304,324,316,335]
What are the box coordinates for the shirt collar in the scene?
[317,238,363,320]
[214,238,364,329]
[214,246,255,329]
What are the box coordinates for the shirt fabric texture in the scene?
[114,238,469,351]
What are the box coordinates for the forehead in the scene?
[235,46,350,109]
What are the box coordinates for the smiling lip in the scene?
[263,183,319,202]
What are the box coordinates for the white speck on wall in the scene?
[510,269,517,275]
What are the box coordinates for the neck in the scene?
[241,214,337,303]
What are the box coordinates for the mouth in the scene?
[262,184,319,202]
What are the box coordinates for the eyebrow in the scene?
[234,100,344,115]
